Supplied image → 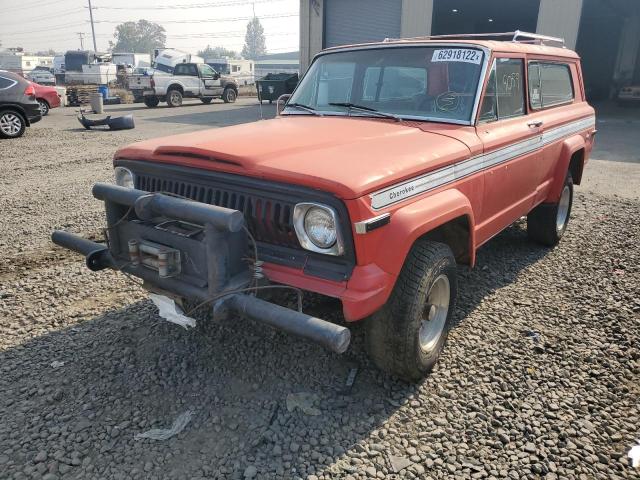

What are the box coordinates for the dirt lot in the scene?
[0,99,639,480]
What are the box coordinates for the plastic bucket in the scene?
[98,85,109,99]
[89,92,104,114]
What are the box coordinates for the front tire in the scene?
[144,96,160,108]
[0,110,26,139]
[366,241,457,382]
[222,87,237,103]
[37,99,49,116]
[527,173,573,246]
[166,89,183,107]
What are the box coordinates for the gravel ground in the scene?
[0,115,639,480]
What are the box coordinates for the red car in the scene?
[31,82,60,116]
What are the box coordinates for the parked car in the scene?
[27,69,56,86]
[53,32,596,381]
[128,62,238,107]
[0,70,41,139]
[31,82,61,116]
[617,85,640,106]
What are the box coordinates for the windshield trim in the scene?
[283,43,491,126]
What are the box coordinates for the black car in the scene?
[0,70,41,139]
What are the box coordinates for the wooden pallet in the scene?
[66,84,99,106]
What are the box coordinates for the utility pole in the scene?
[87,0,97,52]
[77,32,85,50]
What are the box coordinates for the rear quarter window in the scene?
[0,76,17,89]
[528,62,574,109]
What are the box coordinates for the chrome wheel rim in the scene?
[170,91,181,105]
[556,185,571,232]
[419,274,450,352]
[0,113,22,136]
[227,90,236,102]
[38,100,48,116]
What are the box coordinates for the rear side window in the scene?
[528,62,574,108]
[0,76,17,89]
[479,58,525,122]
[174,64,198,76]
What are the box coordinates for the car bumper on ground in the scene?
[51,183,351,354]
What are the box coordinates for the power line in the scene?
[93,12,297,24]
[92,0,286,10]
[2,0,62,13]
[2,22,87,36]
[1,8,81,24]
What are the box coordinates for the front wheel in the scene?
[166,89,183,107]
[0,110,26,139]
[366,241,457,382]
[527,173,573,246]
[37,99,49,116]
[222,87,237,103]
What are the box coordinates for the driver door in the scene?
[199,64,222,96]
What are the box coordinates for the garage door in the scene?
[324,0,402,48]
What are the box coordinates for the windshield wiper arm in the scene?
[328,102,402,121]
[285,102,323,116]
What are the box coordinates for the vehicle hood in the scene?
[115,116,473,200]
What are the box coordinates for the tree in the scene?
[110,20,166,54]
[197,45,237,59]
[241,17,266,60]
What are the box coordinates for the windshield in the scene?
[287,46,485,123]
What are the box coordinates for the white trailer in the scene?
[112,53,152,70]
[153,49,204,74]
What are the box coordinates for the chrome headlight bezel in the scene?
[114,166,134,188]
[293,202,345,256]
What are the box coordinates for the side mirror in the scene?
[213,72,220,80]
[276,94,291,115]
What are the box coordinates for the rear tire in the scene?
[37,99,49,116]
[166,89,183,107]
[527,173,573,246]
[222,87,237,103]
[201,97,213,104]
[366,240,457,382]
[0,110,26,139]
[144,96,160,108]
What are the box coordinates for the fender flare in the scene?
[547,135,585,203]
[377,189,477,279]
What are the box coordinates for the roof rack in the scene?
[384,30,565,47]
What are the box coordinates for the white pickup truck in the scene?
[129,62,239,108]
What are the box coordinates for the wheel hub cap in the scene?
[556,185,571,232]
[419,274,450,352]
[0,114,21,135]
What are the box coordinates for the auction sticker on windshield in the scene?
[432,49,482,64]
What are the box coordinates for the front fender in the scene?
[547,135,585,202]
[376,188,476,278]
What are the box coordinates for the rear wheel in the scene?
[37,99,50,116]
[201,97,213,104]
[366,240,457,382]
[167,89,183,107]
[223,87,237,103]
[144,96,160,108]
[527,173,573,246]
[0,110,26,139]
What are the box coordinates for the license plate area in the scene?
[128,239,181,278]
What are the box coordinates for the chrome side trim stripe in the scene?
[370,115,595,210]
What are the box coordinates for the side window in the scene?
[479,59,525,122]
[362,67,381,101]
[540,63,574,107]
[528,63,542,109]
[495,58,524,119]
[198,64,216,77]
[175,64,198,76]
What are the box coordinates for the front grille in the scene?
[135,173,300,248]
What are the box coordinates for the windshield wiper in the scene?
[285,102,323,116]
[328,102,402,121]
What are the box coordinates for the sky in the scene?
[0,0,299,56]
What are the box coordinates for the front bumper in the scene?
[52,183,350,354]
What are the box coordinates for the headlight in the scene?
[114,166,134,188]
[293,203,344,255]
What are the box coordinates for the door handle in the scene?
[527,120,543,128]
